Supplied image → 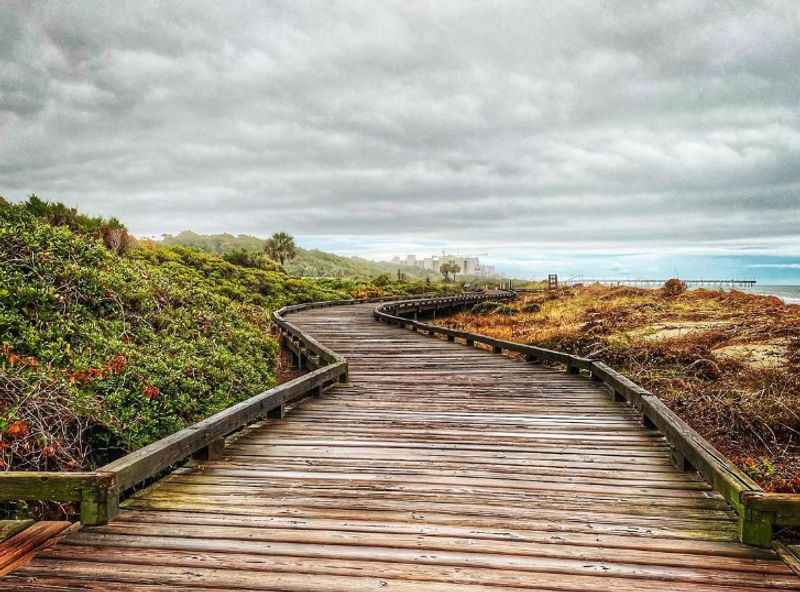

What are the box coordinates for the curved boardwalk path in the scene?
[4,303,799,590]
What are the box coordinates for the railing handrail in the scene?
[373,292,798,547]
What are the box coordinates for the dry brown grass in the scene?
[437,284,800,492]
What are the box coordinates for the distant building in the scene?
[392,253,499,278]
[461,257,480,275]
[421,257,437,271]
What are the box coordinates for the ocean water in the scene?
[740,285,800,305]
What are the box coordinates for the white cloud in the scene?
[0,0,798,266]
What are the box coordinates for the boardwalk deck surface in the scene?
[4,302,799,590]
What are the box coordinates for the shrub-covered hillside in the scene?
[161,230,430,279]
[0,197,441,474]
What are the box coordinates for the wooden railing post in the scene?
[739,492,777,547]
[80,472,118,526]
[739,507,775,547]
[192,437,225,462]
[669,445,693,472]
[267,404,286,419]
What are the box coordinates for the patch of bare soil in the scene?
[713,340,790,369]
[626,320,731,341]
[276,348,305,384]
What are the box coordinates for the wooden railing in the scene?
[0,293,444,526]
[374,293,800,548]
[5,290,796,547]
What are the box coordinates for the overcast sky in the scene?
[2,1,800,280]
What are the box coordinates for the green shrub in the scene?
[373,273,391,287]
[470,301,517,316]
[471,301,501,314]
[222,249,281,271]
[0,205,282,470]
[470,300,519,316]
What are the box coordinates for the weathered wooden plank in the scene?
[121,497,741,541]
[70,521,790,573]
[178,462,710,486]
[0,521,74,576]
[17,552,800,592]
[110,509,774,558]
[638,395,759,510]
[37,542,800,589]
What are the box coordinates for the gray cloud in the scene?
[1,0,799,264]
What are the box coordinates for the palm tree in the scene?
[439,261,461,282]
[264,231,297,266]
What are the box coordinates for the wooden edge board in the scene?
[593,360,800,536]
[0,520,77,576]
[0,521,33,543]
[774,541,800,577]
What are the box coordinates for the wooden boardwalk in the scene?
[4,302,799,590]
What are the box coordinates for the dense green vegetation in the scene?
[160,230,264,253]
[0,198,446,474]
[160,230,433,279]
